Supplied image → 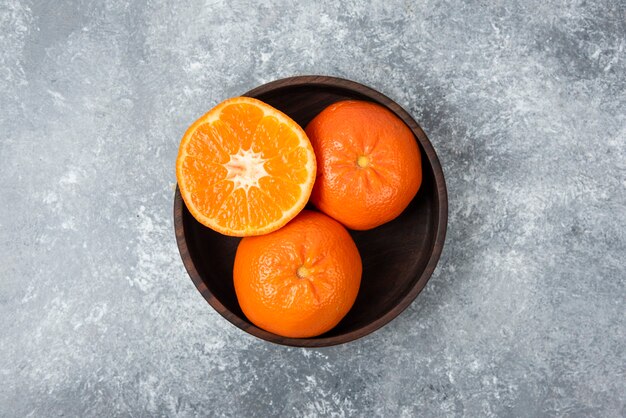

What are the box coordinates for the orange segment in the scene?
[190,180,233,219]
[258,176,301,212]
[246,187,282,229]
[185,123,230,164]
[218,102,264,150]
[265,148,312,184]
[250,116,302,158]
[176,97,316,236]
[179,157,227,190]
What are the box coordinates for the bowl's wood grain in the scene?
[174,76,448,347]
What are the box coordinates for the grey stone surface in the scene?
[1,0,624,416]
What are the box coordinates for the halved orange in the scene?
[176,97,316,236]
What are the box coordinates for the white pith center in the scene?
[224,148,269,191]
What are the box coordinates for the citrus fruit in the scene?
[176,97,316,236]
[306,100,422,230]
[233,210,362,338]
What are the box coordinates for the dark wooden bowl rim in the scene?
[174,75,448,347]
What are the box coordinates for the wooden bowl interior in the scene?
[177,78,443,345]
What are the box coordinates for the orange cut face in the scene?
[176,97,316,236]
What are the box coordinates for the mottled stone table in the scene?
[1,0,624,416]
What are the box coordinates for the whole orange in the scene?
[306,100,422,230]
[233,210,362,338]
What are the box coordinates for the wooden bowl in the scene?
[174,76,448,347]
